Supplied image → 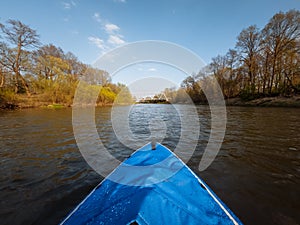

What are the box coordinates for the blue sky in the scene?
[0,0,299,94]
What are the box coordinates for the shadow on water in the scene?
[0,106,299,224]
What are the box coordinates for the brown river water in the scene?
[0,105,299,225]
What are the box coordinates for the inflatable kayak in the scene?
[60,142,242,225]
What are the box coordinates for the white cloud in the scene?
[105,23,120,33]
[93,12,102,23]
[113,0,126,3]
[88,36,105,50]
[62,1,76,9]
[62,2,71,9]
[108,35,125,45]
[90,12,126,54]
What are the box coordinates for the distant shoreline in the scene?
[225,95,300,108]
[1,95,300,110]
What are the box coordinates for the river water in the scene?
[0,105,299,225]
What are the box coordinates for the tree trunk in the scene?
[14,42,22,93]
[19,73,31,96]
[14,69,19,93]
[269,56,276,94]
[13,41,30,96]
[0,69,4,88]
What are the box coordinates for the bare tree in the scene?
[225,49,240,97]
[261,10,300,94]
[64,51,86,80]
[210,55,228,97]
[32,44,65,80]
[0,19,40,95]
[236,25,261,94]
[82,66,111,86]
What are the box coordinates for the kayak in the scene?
[60,142,242,225]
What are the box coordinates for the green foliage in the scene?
[0,88,18,103]
[74,82,100,105]
[98,87,116,105]
[113,84,134,105]
[29,75,77,105]
[74,82,132,106]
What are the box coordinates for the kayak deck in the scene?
[61,143,242,225]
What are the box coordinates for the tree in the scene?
[261,10,300,94]
[0,20,40,95]
[113,83,133,105]
[32,44,64,80]
[280,40,300,94]
[210,55,228,97]
[181,75,202,102]
[174,88,189,103]
[82,66,111,86]
[98,87,116,105]
[164,87,177,103]
[64,51,87,81]
[222,49,240,97]
[236,25,261,94]
[177,10,300,102]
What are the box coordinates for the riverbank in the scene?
[0,94,66,110]
[1,94,300,109]
[0,94,118,110]
[226,95,300,107]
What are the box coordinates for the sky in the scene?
[0,0,299,97]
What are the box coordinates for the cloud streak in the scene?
[88,36,106,50]
[108,35,125,45]
[62,0,76,9]
[105,23,120,33]
[113,0,126,3]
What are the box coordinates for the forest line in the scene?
[0,19,132,108]
[164,10,300,105]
